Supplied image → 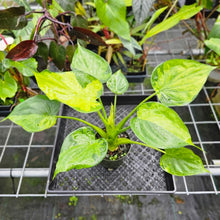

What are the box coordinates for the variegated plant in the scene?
[2,44,215,177]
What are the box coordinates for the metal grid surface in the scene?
[0,21,220,197]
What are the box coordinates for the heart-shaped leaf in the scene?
[71,44,112,83]
[6,95,60,132]
[107,70,129,94]
[151,59,215,106]
[6,40,38,61]
[35,70,103,113]
[54,127,108,178]
[160,148,208,176]
[95,0,131,41]
[0,72,17,102]
[130,102,194,149]
[0,6,27,30]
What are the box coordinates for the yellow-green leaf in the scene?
[35,70,103,113]
[151,59,215,106]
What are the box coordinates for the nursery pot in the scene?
[110,53,147,83]
[101,144,131,170]
[100,132,131,170]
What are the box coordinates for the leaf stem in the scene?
[97,111,108,127]
[98,97,107,120]
[117,92,157,130]
[56,115,106,137]
[116,138,166,154]
[113,94,117,120]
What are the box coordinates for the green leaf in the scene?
[71,44,112,83]
[35,42,49,63]
[208,15,220,39]
[130,102,194,149]
[0,6,27,30]
[6,58,38,77]
[0,72,17,102]
[7,95,60,132]
[205,38,220,56]
[107,104,115,127]
[54,127,108,177]
[55,0,76,11]
[197,0,213,9]
[151,59,215,106]
[48,0,65,18]
[140,4,202,44]
[35,70,103,113]
[95,0,131,41]
[119,36,142,55]
[160,148,208,176]
[13,14,41,43]
[107,70,129,94]
[132,0,154,25]
[49,41,66,70]
[142,6,168,33]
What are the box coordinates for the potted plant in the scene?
[1,44,215,179]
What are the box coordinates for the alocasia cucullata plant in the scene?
[1,44,215,178]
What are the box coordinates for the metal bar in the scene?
[0,145,54,148]
[188,98,218,194]
[0,168,49,177]
[16,133,34,197]
[0,122,13,163]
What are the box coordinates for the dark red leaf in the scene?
[70,27,107,46]
[6,40,38,61]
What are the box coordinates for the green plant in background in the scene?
[204,14,220,68]
[1,44,215,177]
[181,0,220,68]
[0,34,39,105]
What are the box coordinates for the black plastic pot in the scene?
[111,59,147,83]
[100,132,131,170]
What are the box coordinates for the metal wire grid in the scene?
[0,21,220,196]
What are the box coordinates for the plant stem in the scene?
[98,97,107,120]
[113,94,117,120]
[117,92,157,130]
[163,0,178,21]
[97,111,108,127]
[118,126,130,134]
[181,20,203,42]
[116,138,166,154]
[56,115,106,137]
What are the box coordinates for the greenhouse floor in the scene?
[1,194,220,219]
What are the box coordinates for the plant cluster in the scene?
[1,44,215,178]
[0,0,218,179]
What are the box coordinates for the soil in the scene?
[105,132,130,161]
[96,131,131,161]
